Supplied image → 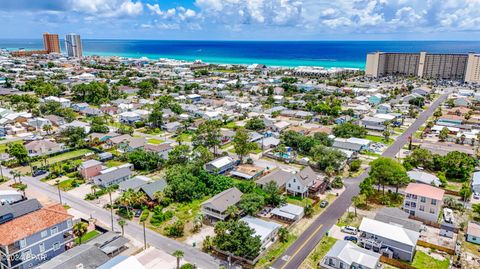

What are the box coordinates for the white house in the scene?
[286,166,318,198]
[240,216,281,249]
[321,240,381,269]
[204,156,236,174]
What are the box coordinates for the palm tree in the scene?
[9,170,17,184]
[351,195,360,216]
[153,191,164,204]
[172,250,184,269]
[226,205,239,220]
[91,185,98,196]
[18,184,27,197]
[42,124,53,135]
[117,218,127,236]
[278,227,289,243]
[72,222,88,245]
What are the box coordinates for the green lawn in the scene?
[177,133,192,142]
[225,122,237,129]
[411,250,450,269]
[32,149,93,167]
[105,160,126,168]
[147,138,165,145]
[365,135,393,145]
[303,236,338,268]
[58,178,85,191]
[255,234,298,268]
[75,230,100,244]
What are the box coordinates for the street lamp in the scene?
[142,221,147,250]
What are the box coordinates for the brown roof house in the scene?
[201,187,243,222]
[25,139,65,157]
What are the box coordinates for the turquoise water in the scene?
[3,39,480,69]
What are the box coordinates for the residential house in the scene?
[358,217,419,262]
[240,216,281,250]
[204,156,236,174]
[437,114,464,126]
[407,170,441,186]
[230,164,265,180]
[256,169,293,190]
[161,122,182,133]
[454,97,472,107]
[44,115,65,127]
[27,117,52,130]
[61,120,91,133]
[271,121,291,132]
[78,160,103,179]
[72,103,89,112]
[368,94,386,105]
[258,136,280,149]
[332,137,371,152]
[360,116,388,131]
[85,231,129,257]
[118,176,152,192]
[138,180,168,201]
[321,240,381,269]
[144,143,173,160]
[376,103,391,114]
[25,140,64,157]
[403,183,444,223]
[44,96,71,108]
[466,222,480,245]
[270,203,304,222]
[92,164,133,187]
[0,202,73,269]
[119,111,141,124]
[0,190,24,206]
[201,187,243,221]
[286,167,319,198]
[471,171,480,194]
[374,208,423,232]
[36,244,110,269]
[105,135,145,153]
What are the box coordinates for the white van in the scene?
[341,226,358,235]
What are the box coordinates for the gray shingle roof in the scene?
[36,244,109,269]
[139,179,167,200]
[201,187,242,213]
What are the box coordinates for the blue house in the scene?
[0,199,73,269]
[368,94,385,106]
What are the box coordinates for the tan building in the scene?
[403,183,444,223]
[43,32,61,53]
[366,51,480,83]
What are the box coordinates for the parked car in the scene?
[341,226,358,235]
[134,209,143,218]
[474,192,480,200]
[344,236,357,242]
[320,200,329,208]
[32,170,47,177]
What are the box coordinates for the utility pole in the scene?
[108,190,114,231]
[55,179,62,204]
[142,221,147,250]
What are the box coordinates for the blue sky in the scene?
[1,0,480,40]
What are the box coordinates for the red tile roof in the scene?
[405,183,445,201]
[0,204,72,245]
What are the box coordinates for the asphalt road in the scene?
[270,91,451,269]
[7,169,221,269]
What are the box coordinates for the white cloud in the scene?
[70,0,143,17]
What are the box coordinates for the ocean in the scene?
[2,39,480,69]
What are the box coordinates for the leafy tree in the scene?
[212,220,262,260]
[164,165,207,202]
[226,205,240,220]
[278,227,289,243]
[165,220,185,237]
[192,120,221,155]
[403,148,434,171]
[311,145,347,171]
[168,145,191,165]
[441,151,477,181]
[127,149,163,171]
[7,143,29,163]
[359,177,375,206]
[304,200,313,217]
[245,117,266,131]
[368,157,409,193]
[118,124,134,135]
[42,124,53,135]
[73,82,125,104]
[233,128,257,163]
[331,176,344,189]
[460,183,472,202]
[21,79,62,97]
[137,79,156,98]
[148,105,163,128]
[439,127,449,142]
[263,181,286,206]
[117,218,127,236]
[73,222,88,244]
[333,122,367,138]
[60,126,87,148]
[239,193,265,215]
[349,160,361,172]
[351,195,365,216]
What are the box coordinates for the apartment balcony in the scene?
[201,208,228,221]
[359,235,383,250]
[7,244,20,254]
[64,231,74,241]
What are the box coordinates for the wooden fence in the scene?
[417,239,456,255]
[379,256,416,269]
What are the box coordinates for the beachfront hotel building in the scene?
[65,33,83,58]
[43,33,61,54]
[365,51,480,83]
